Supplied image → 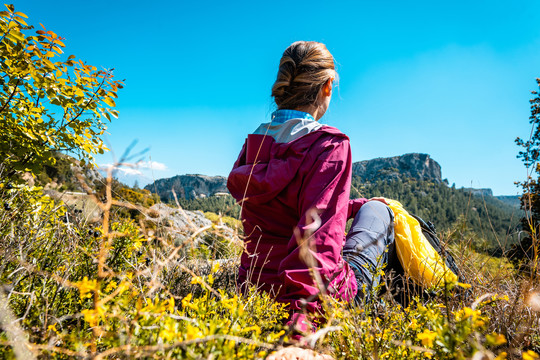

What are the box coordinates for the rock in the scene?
[145,174,228,201]
[148,203,212,231]
[352,153,442,183]
[45,190,103,223]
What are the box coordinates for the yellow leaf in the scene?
[102,97,115,107]
[42,58,54,68]
[14,16,27,26]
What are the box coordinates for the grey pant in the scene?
[343,201,395,304]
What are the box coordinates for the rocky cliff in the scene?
[144,174,228,202]
[351,153,442,183]
[461,188,494,197]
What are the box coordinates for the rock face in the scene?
[148,203,212,231]
[461,188,494,197]
[352,153,442,183]
[145,174,228,201]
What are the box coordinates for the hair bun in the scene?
[271,41,335,109]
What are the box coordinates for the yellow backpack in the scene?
[385,199,461,289]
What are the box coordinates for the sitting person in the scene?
[227,41,395,333]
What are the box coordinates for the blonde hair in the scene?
[271,41,336,110]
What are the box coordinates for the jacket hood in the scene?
[227,119,348,205]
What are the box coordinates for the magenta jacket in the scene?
[227,115,367,326]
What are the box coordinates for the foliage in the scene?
[3,174,540,359]
[514,77,540,276]
[351,177,522,254]
[0,180,288,359]
[177,194,240,218]
[326,295,511,360]
[0,4,123,180]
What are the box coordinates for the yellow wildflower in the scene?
[186,324,203,340]
[117,281,130,294]
[167,297,175,313]
[104,280,117,293]
[47,323,58,333]
[160,321,177,342]
[474,319,486,328]
[182,293,192,308]
[76,277,97,300]
[417,329,437,347]
[81,309,99,327]
[486,333,507,346]
[455,307,481,322]
[495,352,507,360]
[242,325,261,336]
[524,350,540,360]
[211,262,220,273]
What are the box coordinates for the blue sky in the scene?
[17,0,540,195]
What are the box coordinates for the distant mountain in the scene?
[461,188,494,197]
[148,153,445,201]
[144,174,228,202]
[352,153,443,183]
[495,195,521,209]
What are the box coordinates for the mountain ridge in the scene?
[144,153,518,200]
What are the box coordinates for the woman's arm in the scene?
[348,198,368,219]
[277,134,356,329]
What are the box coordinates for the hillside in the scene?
[350,177,522,252]
[144,174,228,201]
[148,153,522,252]
[496,195,521,208]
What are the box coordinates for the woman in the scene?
[227,41,395,333]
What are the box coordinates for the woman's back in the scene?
[227,110,358,316]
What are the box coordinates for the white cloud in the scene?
[99,160,167,172]
[98,164,143,176]
[137,161,167,171]
[118,167,143,176]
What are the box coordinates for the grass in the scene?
[0,170,539,360]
